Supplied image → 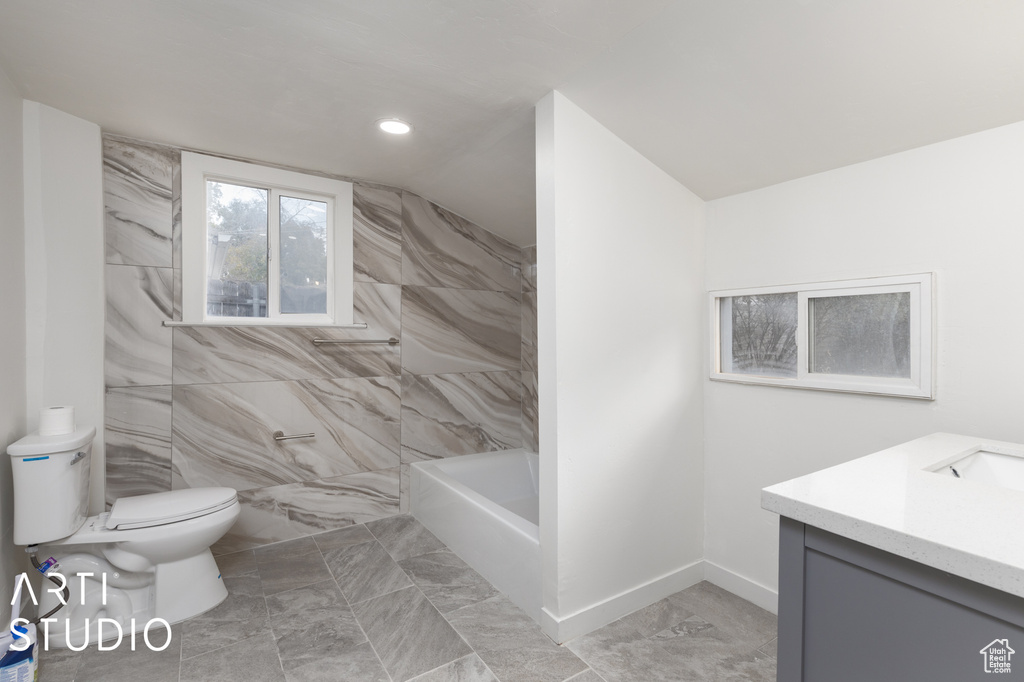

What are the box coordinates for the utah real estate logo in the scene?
[980,639,1015,674]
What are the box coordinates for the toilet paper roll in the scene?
[39,406,76,436]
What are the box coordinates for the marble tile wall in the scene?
[521,245,539,452]
[102,135,529,551]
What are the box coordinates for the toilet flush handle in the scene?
[70,451,87,465]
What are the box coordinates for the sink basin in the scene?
[930,447,1024,492]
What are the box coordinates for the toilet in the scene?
[7,425,240,647]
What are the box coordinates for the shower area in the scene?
[103,134,539,558]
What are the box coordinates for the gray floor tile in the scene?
[713,648,777,682]
[408,653,499,681]
[216,549,257,577]
[447,594,587,682]
[668,582,777,652]
[266,580,366,660]
[181,573,271,659]
[366,514,446,561]
[180,631,286,682]
[312,523,375,553]
[256,539,334,596]
[254,536,321,564]
[36,643,82,682]
[399,550,499,613]
[352,585,472,682]
[566,617,707,682]
[70,527,778,682]
[73,624,182,682]
[646,618,738,680]
[281,640,389,682]
[323,537,413,603]
[619,592,698,638]
[565,670,608,682]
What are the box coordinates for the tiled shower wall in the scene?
[102,135,538,553]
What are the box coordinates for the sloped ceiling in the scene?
[2,1,1024,246]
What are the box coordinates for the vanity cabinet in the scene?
[777,517,1024,681]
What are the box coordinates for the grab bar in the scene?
[312,337,399,346]
[273,431,315,442]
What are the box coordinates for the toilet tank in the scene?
[7,427,95,545]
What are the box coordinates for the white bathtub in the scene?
[410,449,541,621]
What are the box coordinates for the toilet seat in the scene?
[106,487,238,530]
[40,487,240,548]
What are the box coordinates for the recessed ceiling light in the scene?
[377,118,412,135]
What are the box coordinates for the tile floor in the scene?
[37,515,777,681]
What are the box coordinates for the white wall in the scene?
[23,101,105,513]
[0,62,27,629]
[704,120,1024,609]
[537,91,706,642]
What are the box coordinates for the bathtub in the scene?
[410,449,541,621]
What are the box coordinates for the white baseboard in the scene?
[703,560,778,615]
[540,560,705,644]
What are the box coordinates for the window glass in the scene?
[724,293,798,377]
[206,181,268,318]
[279,195,328,315]
[809,293,910,378]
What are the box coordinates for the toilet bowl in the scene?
[7,426,240,648]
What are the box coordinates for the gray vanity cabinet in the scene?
[776,517,1024,681]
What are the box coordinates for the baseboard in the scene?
[703,560,778,615]
[540,560,705,644]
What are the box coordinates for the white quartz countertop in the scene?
[762,432,1024,599]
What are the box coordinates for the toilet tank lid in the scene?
[7,427,96,457]
[106,487,238,530]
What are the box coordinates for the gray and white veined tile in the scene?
[521,290,537,376]
[105,385,172,506]
[172,376,400,491]
[398,549,499,614]
[73,624,183,682]
[565,617,706,682]
[352,585,473,682]
[172,267,182,321]
[105,264,173,387]
[400,463,411,514]
[354,184,402,285]
[212,468,399,554]
[103,137,176,268]
[365,514,446,562]
[255,537,334,596]
[180,574,270,659]
[323,535,413,605]
[266,580,366,655]
[401,371,521,463]
[179,631,285,682]
[402,192,521,292]
[521,370,539,454]
[447,594,588,682]
[171,158,181,271]
[521,245,537,294]
[408,654,498,682]
[402,286,521,375]
[172,282,400,384]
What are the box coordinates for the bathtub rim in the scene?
[410,448,540,544]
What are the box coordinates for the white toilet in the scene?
[7,425,240,647]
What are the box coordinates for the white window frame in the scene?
[710,273,934,399]
[181,151,354,326]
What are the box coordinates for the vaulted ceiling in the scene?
[2,1,1024,247]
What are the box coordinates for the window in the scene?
[710,274,933,398]
[181,152,353,325]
